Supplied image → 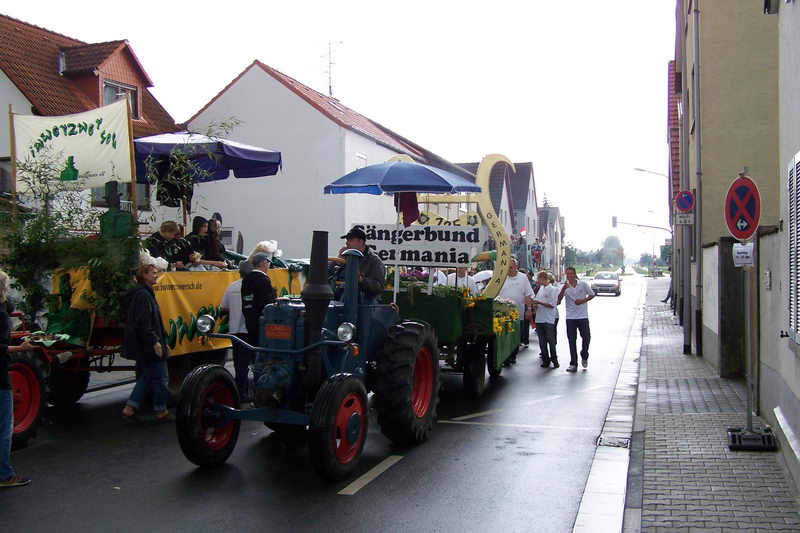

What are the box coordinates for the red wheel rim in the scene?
[411,347,433,418]
[201,382,235,450]
[10,362,41,433]
[333,392,365,464]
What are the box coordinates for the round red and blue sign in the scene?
[675,190,695,213]
[724,175,760,241]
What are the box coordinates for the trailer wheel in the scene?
[176,364,241,467]
[10,352,46,448]
[486,337,503,378]
[46,368,90,406]
[309,374,367,481]
[463,339,487,398]
[373,320,440,444]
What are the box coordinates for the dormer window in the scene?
[103,81,138,118]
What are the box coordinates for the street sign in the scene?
[724,175,761,241]
[733,242,755,267]
[675,190,695,213]
[675,212,694,225]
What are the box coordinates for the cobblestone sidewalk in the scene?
[626,279,800,532]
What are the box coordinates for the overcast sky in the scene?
[5,0,676,259]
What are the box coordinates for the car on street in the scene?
[591,271,621,296]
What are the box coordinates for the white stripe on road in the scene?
[451,409,503,421]
[577,385,607,393]
[523,394,563,405]
[338,455,404,496]
[440,420,599,431]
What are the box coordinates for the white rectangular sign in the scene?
[357,224,486,267]
[733,242,755,267]
[675,213,694,225]
[13,99,132,191]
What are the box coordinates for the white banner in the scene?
[358,223,486,267]
[13,99,131,190]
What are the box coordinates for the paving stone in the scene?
[628,282,800,533]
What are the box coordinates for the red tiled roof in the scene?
[668,61,681,202]
[0,13,175,134]
[188,60,424,158]
[61,41,124,74]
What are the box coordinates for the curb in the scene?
[573,276,646,533]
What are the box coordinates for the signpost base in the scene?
[727,426,778,452]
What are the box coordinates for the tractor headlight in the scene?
[337,322,357,342]
[197,314,216,334]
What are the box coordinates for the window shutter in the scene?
[790,152,800,341]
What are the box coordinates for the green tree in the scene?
[600,236,624,266]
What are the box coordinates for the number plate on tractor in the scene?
[265,324,292,340]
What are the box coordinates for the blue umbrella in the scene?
[134,132,282,183]
[323,161,480,195]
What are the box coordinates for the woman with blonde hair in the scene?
[0,269,33,487]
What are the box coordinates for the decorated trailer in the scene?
[377,155,522,398]
[9,263,304,447]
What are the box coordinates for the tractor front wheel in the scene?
[308,374,368,481]
[10,352,46,448]
[176,364,241,467]
[373,320,440,444]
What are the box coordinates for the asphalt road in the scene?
[2,274,646,533]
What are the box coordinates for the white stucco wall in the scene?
[1,71,34,159]
[186,65,401,259]
[702,245,719,335]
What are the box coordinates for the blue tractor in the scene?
[175,231,440,480]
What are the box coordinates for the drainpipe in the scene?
[679,1,693,354]
[692,0,703,355]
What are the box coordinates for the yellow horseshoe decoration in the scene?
[473,154,515,298]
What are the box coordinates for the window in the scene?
[0,159,10,194]
[103,81,138,118]
[91,183,151,210]
[788,151,800,341]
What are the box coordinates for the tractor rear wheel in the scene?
[463,338,487,398]
[46,367,90,406]
[10,351,45,448]
[373,320,439,444]
[176,364,241,467]
[308,374,368,481]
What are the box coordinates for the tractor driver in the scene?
[336,226,386,304]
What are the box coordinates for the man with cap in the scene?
[241,253,276,352]
[221,261,254,402]
[338,226,386,304]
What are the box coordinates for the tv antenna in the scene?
[326,41,343,97]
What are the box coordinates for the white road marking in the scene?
[440,420,599,431]
[338,455,404,496]
[577,385,607,393]
[523,394,563,405]
[451,409,503,421]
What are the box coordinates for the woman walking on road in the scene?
[0,270,33,487]
[121,264,173,422]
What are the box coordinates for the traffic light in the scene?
[612,216,617,228]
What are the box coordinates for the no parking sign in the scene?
[724,175,760,241]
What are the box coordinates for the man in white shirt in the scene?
[431,268,447,286]
[497,259,535,364]
[447,267,479,296]
[533,270,559,368]
[558,266,595,372]
[220,261,254,401]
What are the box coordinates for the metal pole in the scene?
[744,262,753,432]
[693,0,704,355]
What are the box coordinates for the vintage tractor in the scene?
[175,231,440,480]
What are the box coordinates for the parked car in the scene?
[591,271,621,296]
